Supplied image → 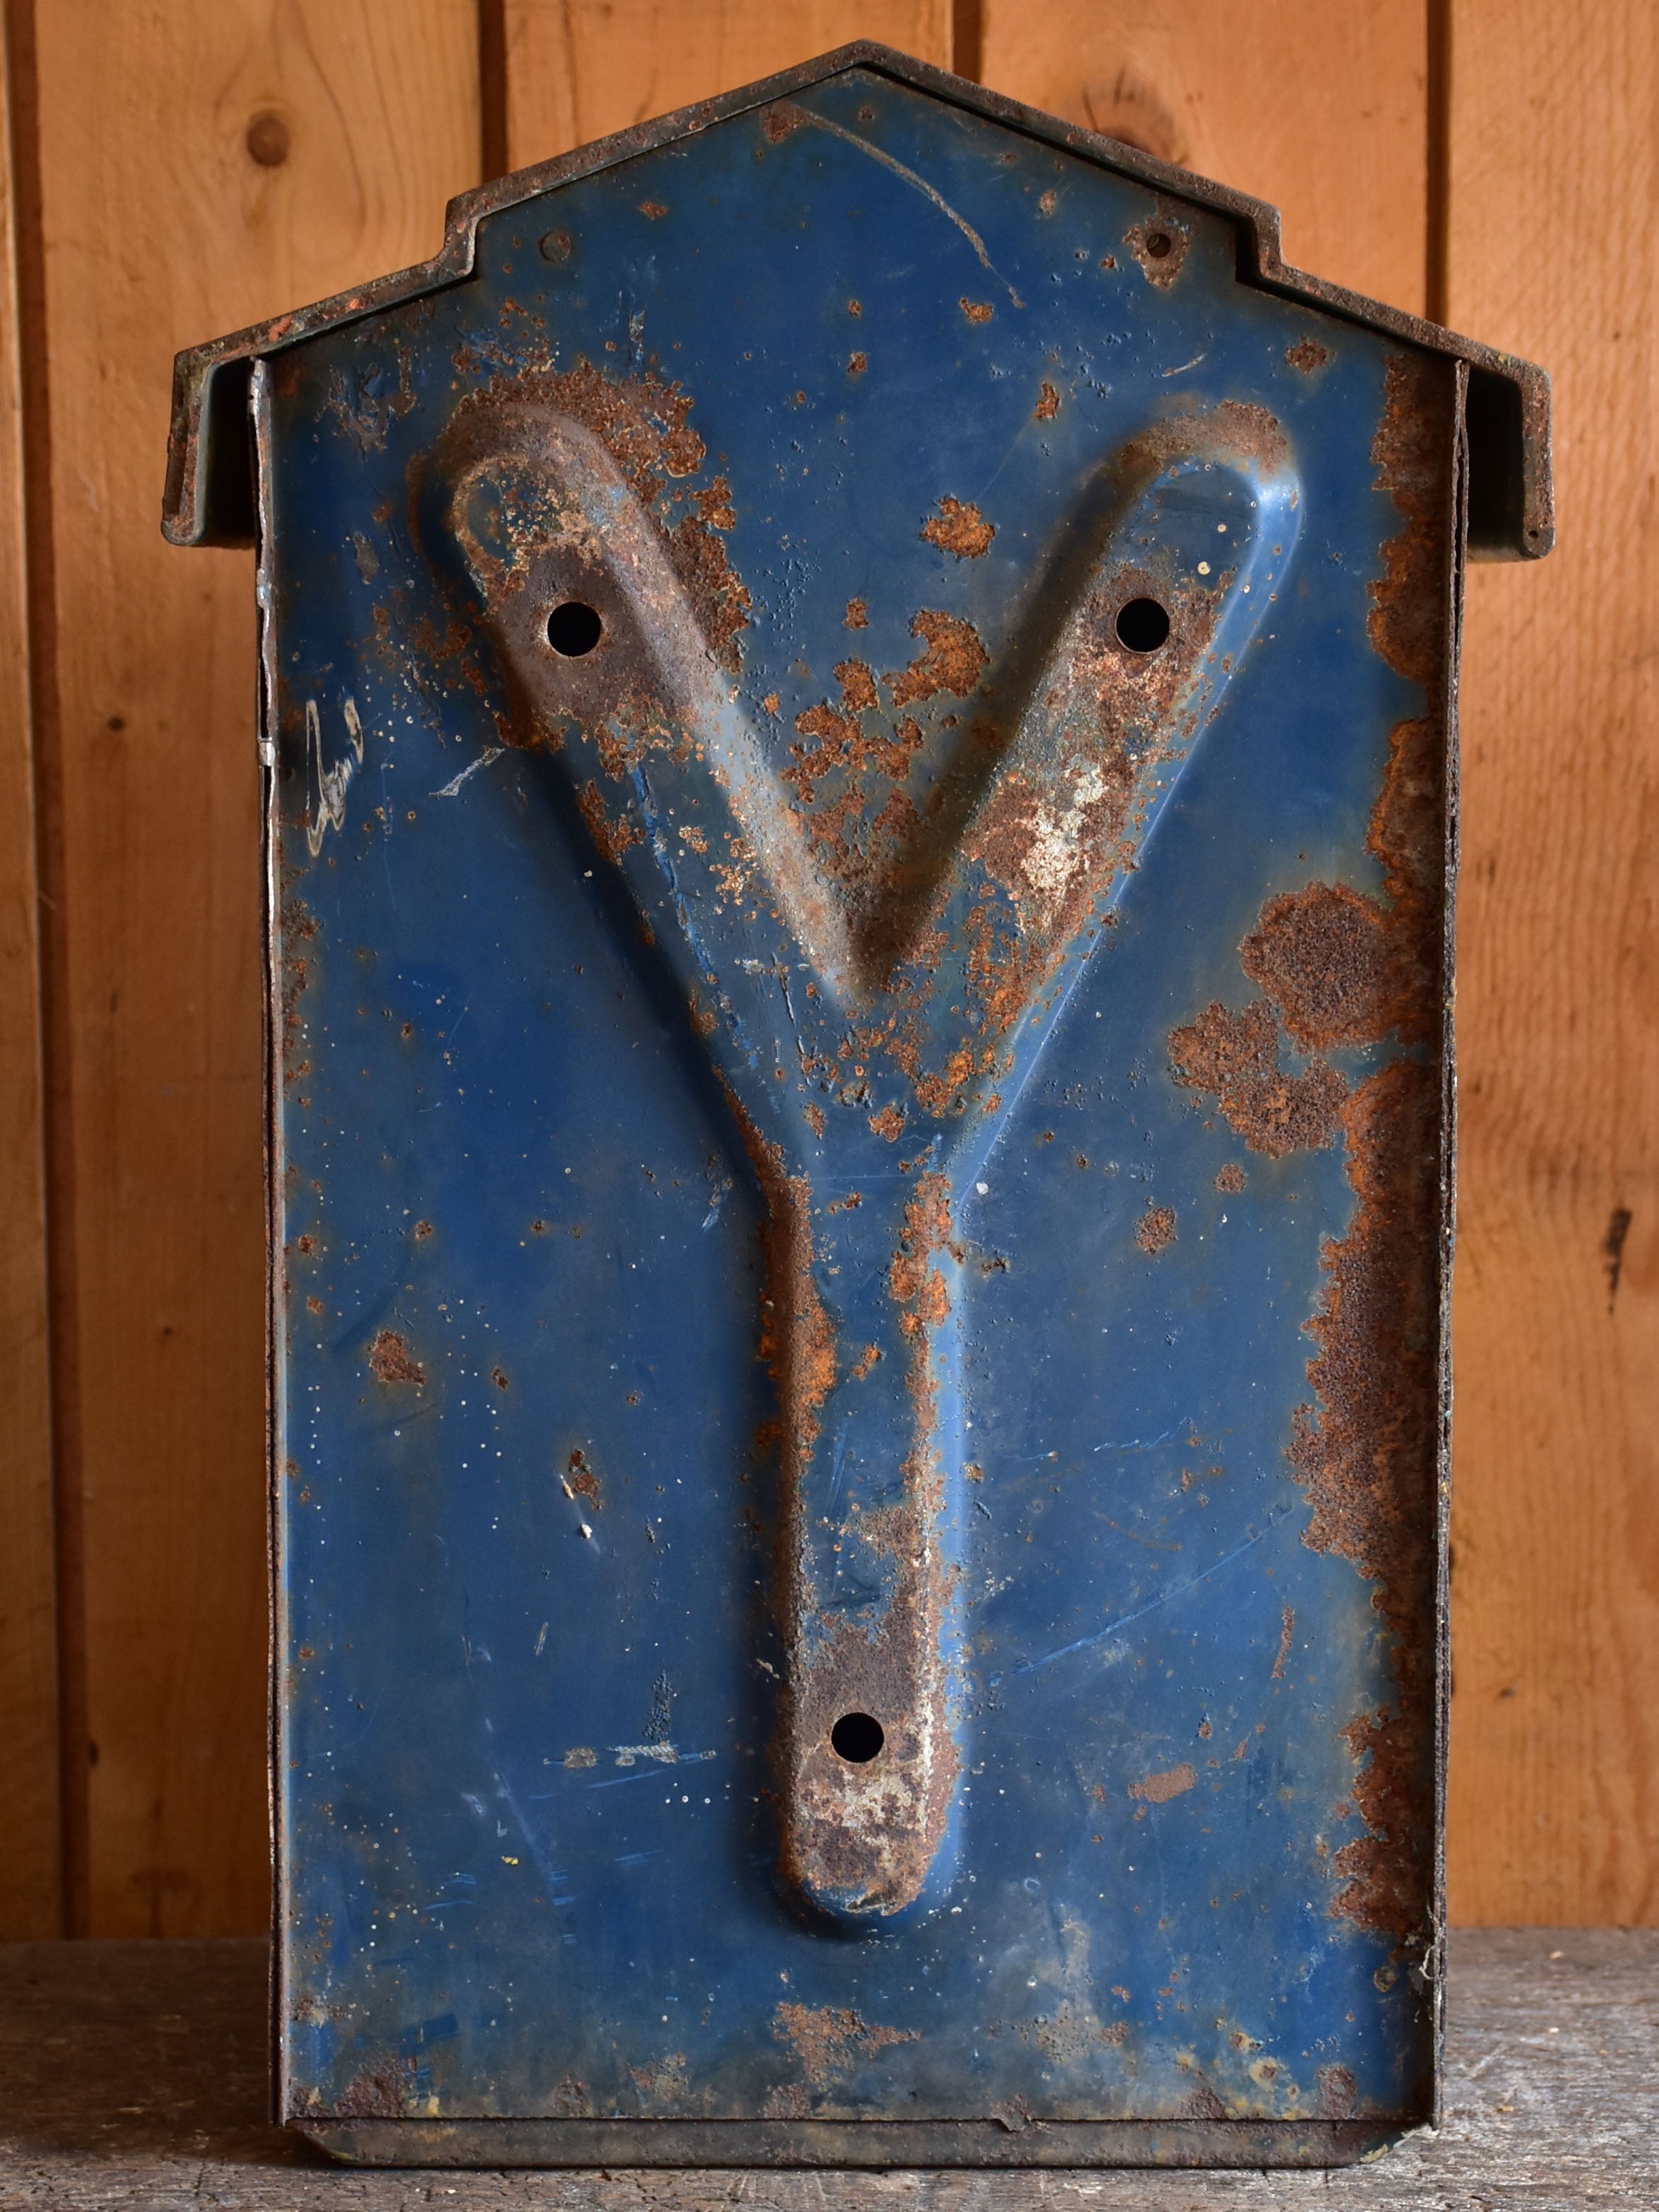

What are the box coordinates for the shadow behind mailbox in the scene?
[164,45,1551,2170]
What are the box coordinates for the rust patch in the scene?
[367,1331,424,1387]
[833,659,878,714]
[1035,380,1060,422]
[562,1448,602,1508]
[848,351,868,377]
[279,950,310,1081]
[1156,476,1448,1948]
[1215,1162,1246,1194]
[1126,203,1192,288]
[762,2081,810,2119]
[889,1172,952,1317]
[1272,1604,1294,1680]
[1136,1204,1176,1254]
[1165,712,1449,1948]
[1018,2001,1127,2064]
[562,1746,596,1769]
[1168,999,1347,1158]
[959,298,993,324]
[761,100,808,142]
[1248,365,1452,1943]
[772,2003,917,2086]
[1292,1061,1439,1941]
[783,654,928,917]
[1123,399,1288,478]
[1318,2063,1359,2119]
[333,2061,414,2119]
[885,611,988,710]
[447,358,751,675]
[1242,880,1422,1053]
[1129,1763,1195,1804]
[921,497,995,559]
[1286,336,1331,374]
[575,777,642,864]
[1369,354,1456,690]
[844,597,868,630]
[629,2053,688,2104]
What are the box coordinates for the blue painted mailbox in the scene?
[165,45,1551,2168]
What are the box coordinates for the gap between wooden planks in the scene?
[0,1,59,1943]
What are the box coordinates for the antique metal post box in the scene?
[165,45,1551,2167]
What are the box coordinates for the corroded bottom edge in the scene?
[299,2117,1414,2169]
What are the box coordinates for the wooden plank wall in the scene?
[0,0,1648,1936]
[1441,0,1659,1924]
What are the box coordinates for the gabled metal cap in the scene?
[163,42,1552,562]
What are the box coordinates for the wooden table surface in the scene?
[0,1929,1652,2208]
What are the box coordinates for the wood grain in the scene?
[1,1930,1654,2201]
[1444,0,1659,1922]
[504,0,952,169]
[0,10,59,1942]
[979,0,1431,316]
[28,0,478,1936]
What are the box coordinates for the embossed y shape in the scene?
[430,398,1300,1926]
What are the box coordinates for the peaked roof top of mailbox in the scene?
[163,42,1553,561]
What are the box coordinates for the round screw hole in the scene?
[547,601,603,657]
[830,1711,885,1764]
[1115,596,1171,653]
[1144,230,1173,259]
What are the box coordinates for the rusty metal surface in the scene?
[163,43,1552,563]
[167,47,1548,2167]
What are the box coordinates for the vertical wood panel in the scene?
[979,0,1430,316]
[1445,0,1659,1922]
[0,8,59,1941]
[504,1,952,169]
[32,0,479,1936]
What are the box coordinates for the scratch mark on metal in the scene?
[793,110,1026,309]
[432,746,506,798]
[1091,1421,1191,1455]
[306,695,367,855]
[1015,1509,1295,1677]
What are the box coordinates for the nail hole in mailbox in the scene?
[547,601,604,657]
[1115,596,1171,652]
[830,1712,885,1764]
